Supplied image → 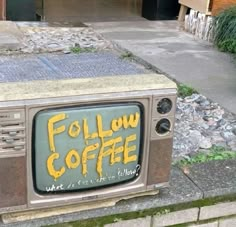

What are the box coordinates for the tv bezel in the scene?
[32,102,145,194]
[26,91,153,209]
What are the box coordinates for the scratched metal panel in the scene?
[0,53,146,83]
[34,104,142,193]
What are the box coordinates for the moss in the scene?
[70,47,97,54]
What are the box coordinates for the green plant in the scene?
[218,39,236,53]
[213,6,236,54]
[175,146,236,167]
[120,52,134,59]
[177,84,197,98]
[70,46,96,54]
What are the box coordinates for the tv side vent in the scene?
[0,110,26,155]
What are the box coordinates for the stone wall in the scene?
[105,202,236,227]
[184,9,214,42]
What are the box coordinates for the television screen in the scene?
[34,104,142,193]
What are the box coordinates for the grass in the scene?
[213,6,236,54]
[177,84,198,98]
[70,46,96,54]
[175,146,236,167]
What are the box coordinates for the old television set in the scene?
[0,74,176,215]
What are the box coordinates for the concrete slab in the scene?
[90,21,236,114]
[0,21,22,50]
[184,159,236,198]
[0,167,203,226]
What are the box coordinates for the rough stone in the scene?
[173,93,236,159]
[0,24,112,55]
[152,208,199,227]
[199,137,212,149]
[232,128,236,136]
[227,140,236,151]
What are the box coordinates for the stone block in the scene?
[104,216,151,227]
[200,201,236,220]
[219,216,236,227]
[190,221,218,227]
[153,208,199,227]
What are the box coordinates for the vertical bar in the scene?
[178,4,188,21]
[0,0,6,20]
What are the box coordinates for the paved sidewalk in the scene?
[90,21,236,114]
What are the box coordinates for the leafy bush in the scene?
[213,6,236,54]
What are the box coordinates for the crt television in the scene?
[0,74,176,215]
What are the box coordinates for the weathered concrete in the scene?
[0,21,22,50]
[152,208,199,226]
[91,21,236,114]
[0,73,176,101]
[183,159,236,198]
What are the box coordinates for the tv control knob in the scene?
[155,119,171,134]
[157,98,172,114]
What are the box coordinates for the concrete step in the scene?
[0,21,22,50]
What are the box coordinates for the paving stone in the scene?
[219,216,236,227]
[153,208,199,227]
[190,221,218,227]
[199,201,236,220]
[104,216,151,227]
[184,159,236,198]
